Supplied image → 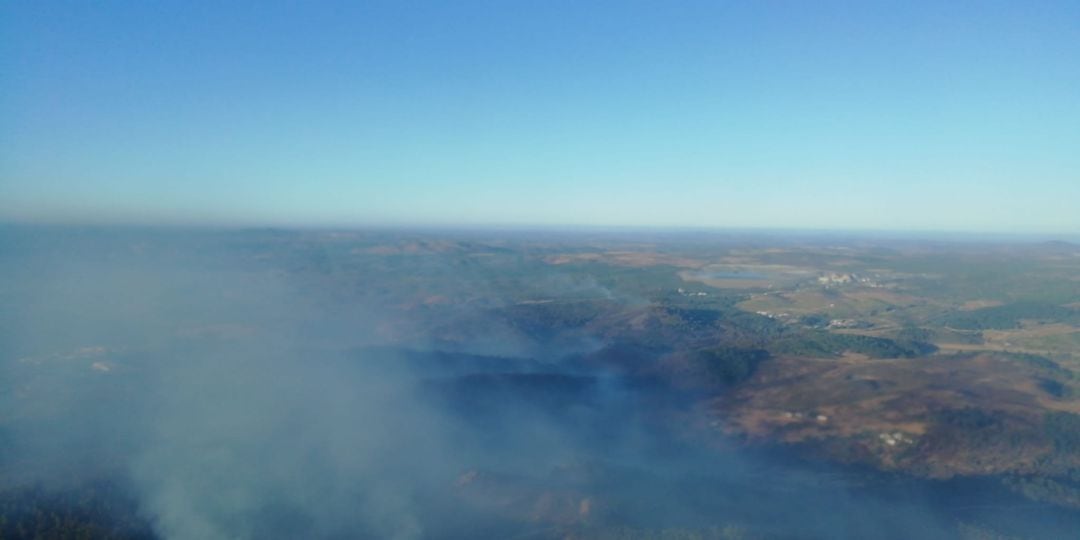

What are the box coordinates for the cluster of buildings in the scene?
[676,288,709,297]
[878,432,916,447]
[782,410,829,423]
[817,272,882,288]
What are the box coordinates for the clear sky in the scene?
[2,1,1078,233]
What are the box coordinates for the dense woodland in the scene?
[0,484,152,540]
[937,302,1080,330]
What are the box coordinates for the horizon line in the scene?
[3,219,1079,244]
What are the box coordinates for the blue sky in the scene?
[2,1,1078,232]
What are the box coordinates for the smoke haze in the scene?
[2,226,1078,539]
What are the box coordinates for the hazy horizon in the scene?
[4,220,1080,246]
